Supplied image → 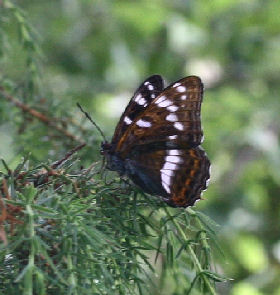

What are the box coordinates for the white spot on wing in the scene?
[177,86,186,92]
[158,99,172,107]
[160,149,182,194]
[174,122,184,131]
[165,155,182,163]
[137,97,147,106]
[148,84,154,90]
[181,95,187,100]
[168,135,177,140]
[161,172,171,183]
[161,170,174,176]
[172,82,180,88]
[124,116,132,125]
[155,95,166,105]
[169,150,181,155]
[151,94,156,99]
[161,168,172,193]
[144,82,149,86]
[162,162,177,171]
[166,113,178,122]
[134,94,141,102]
[162,182,171,193]
[136,119,152,128]
[167,105,179,112]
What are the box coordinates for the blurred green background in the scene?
[1,0,280,294]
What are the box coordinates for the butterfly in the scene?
[101,75,210,207]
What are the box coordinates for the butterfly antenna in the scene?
[77,103,107,142]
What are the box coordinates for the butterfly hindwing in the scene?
[111,75,164,145]
[126,147,210,207]
[115,76,204,157]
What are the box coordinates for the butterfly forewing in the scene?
[111,75,164,145]
[126,147,210,207]
[115,76,204,157]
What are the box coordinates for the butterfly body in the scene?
[101,75,210,208]
[101,143,125,175]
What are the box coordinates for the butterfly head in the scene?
[100,142,125,175]
[100,141,111,156]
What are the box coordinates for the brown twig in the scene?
[0,87,85,144]
[0,179,24,244]
[51,143,86,169]
[15,143,86,188]
[0,142,87,244]
[2,177,10,200]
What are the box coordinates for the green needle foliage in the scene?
[0,0,41,97]
[0,155,224,295]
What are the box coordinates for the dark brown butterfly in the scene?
[101,75,210,207]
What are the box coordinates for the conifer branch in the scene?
[0,87,85,144]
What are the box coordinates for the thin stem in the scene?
[188,208,211,267]
[164,208,217,295]
[24,204,35,295]
[67,249,77,295]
